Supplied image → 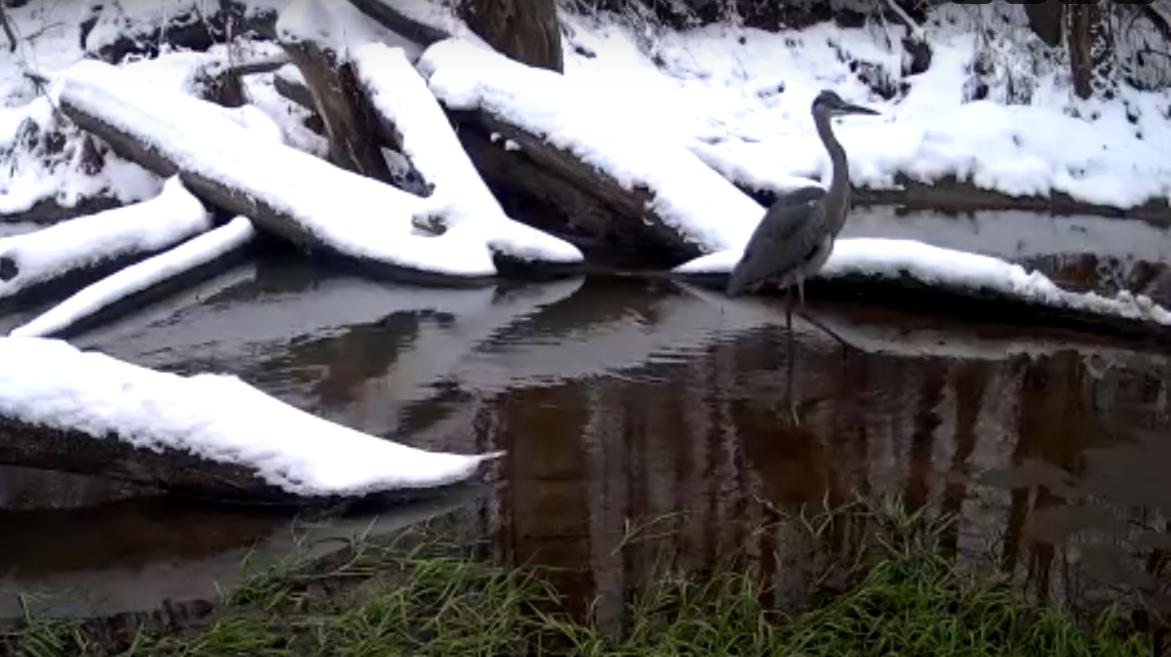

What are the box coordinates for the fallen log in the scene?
[59,59,581,282]
[352,43,578,264]
[0,177,212,311]
[273,63,315,111]
[344,0,450,46]
[0,338,500,502]
[282,39,394,181]
[0,195,122,225]
[272,60,431,197]
[674,238,1171,344]
[10,216,255,339]
[417,38,761,265]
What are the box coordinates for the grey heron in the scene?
[727,90,878,302]
[726,90,877,419]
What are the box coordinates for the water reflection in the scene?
[0,260,1168,623]
[0,486,481,618]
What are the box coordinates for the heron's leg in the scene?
[795,309,853,352]
[784,286,799,424]
[796,277,807,310]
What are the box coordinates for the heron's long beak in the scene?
[842,103,879,116]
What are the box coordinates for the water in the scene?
[1,210,1169,624]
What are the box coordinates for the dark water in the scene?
[1,210,1170,624]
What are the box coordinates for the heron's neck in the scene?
[815,112,850,232]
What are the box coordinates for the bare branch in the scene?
[884,0,924,42]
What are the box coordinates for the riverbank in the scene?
[1,502,1154,656]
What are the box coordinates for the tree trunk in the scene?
[1024,0,1063,48]
[1066,2,1114,100]
[282,40,394,182]
[458,0,564,73]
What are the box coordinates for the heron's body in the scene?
[726,91,875,297]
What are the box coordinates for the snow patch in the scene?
[11,216,255,339]
[0,337,500,497]
[276,0,423,59]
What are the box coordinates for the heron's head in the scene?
[812,90,879,118]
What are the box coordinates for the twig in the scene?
[884,0,924,42]
[0,2,18,52]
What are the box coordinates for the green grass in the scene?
[1,505,1153,657]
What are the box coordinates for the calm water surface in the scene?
[0,210,1169,625]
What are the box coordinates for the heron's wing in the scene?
[776,185,827,208]
[726,189,826,295]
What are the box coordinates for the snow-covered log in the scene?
[282,38,393,181]
[417,38,761,263]
[674,239,1171,343]
[0,177,211,310]
[352,43,576,265]
[0,338,500,502]
[59,59,582,281]
[344,0,449,46]
[10,217,255,339]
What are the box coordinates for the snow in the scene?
[276,0,424,59]
[240,69,329,156]
[0,97,162,216]
[10,216,255,339]
[352,42,581,264]
[674,238,1171,326]
[59,58,580,277]
[418,37,764,253]
[556,8,1171,210]
[0,2,288,218]
[0,177,211,302]
[0,337,499,497]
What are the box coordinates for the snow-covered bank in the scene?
[0,337,500,497]
[10,216,255,339]
[675,238,1171,328]
[0,177,211,304]
[59,58,581,278]
[555,6,1171,214]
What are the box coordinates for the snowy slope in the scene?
[0,0,293,218]
[0,337,500,496]
[557,6,1171,210]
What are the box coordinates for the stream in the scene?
[0,209,1169,626]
